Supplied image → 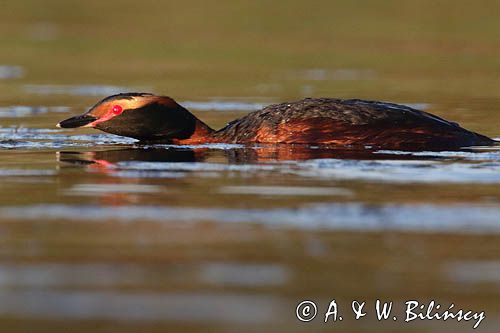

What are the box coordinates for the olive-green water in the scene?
[0,1,499,332]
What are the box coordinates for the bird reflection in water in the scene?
[56,148,205,205]
[57,147,203,171]
[56,146,444,205]
[57,145,438,171]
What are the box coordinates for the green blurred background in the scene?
[1,0,500,110]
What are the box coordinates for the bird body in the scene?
[57,93,494,150]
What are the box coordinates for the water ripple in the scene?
[0,65,24,79]
[114,157,500,183]
[0,169,56,177]
[0,106,70,118]
[0,289,283,323]
[23,84,152,96]
[289,158,500,183]
[0,127,136,148]
[1,203,499,234]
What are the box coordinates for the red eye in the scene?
[112,105,123,115]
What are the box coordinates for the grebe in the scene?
[57,93,494,150]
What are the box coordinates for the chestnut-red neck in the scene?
[171,119,217,145]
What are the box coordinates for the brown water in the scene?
[1,1,500,332]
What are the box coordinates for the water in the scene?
[1,1,500,332]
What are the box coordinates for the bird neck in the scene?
[171,118,216,145]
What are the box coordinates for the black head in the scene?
[57,93,200,141]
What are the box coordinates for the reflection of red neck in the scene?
[171,119,216,145]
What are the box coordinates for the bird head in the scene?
[57,93,200,141]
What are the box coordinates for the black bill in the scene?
[57,114,97,128]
